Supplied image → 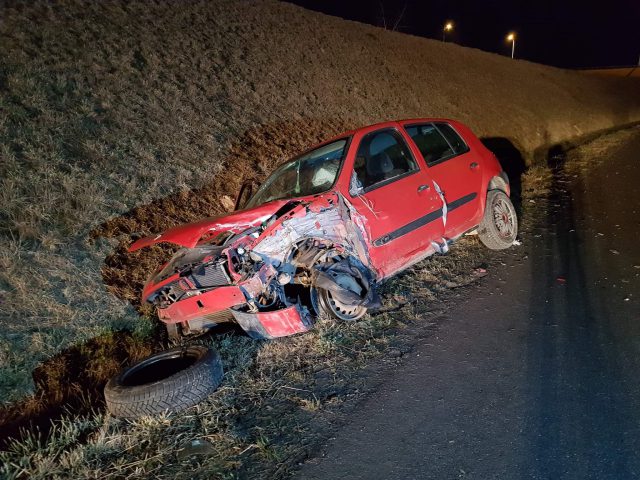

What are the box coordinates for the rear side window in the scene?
[353,129,417,190]
[405,123,468,166]
[435,123,468,155]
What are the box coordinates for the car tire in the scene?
[478,190,518,250]
[104,346,223,418]
[311,286,368,322]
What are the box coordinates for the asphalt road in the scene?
[297,128,640,480]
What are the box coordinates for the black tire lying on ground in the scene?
[104,346,223,418]
[478,190,518,250]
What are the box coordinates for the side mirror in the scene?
[235,180,255,211]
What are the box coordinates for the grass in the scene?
[1,109,636,480]
[1,0,639,477]
[1,0,639,402]
[0,238,492,479]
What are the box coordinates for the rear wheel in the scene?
[478,190,518,250]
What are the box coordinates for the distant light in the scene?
[442,21,454,42]
[506,32,516,59]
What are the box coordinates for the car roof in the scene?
[292,118,463,160]
[324,117,460,143]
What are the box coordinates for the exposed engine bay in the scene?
[138,193,380,340]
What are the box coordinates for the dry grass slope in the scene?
[0,0,639,476]
[1,0,639,401]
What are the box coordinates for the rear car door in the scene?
[403,122,484,238]
[348,127,444,278]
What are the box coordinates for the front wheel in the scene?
[478,190,518,250]
[311,286,368,321]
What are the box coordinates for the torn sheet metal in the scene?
[430,180,450,254]
[247,193,375,272]
[313,256,380,308]
[231,305,312,339]
[128,200,291,251]
[136,192,379,339]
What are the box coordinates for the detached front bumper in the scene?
[231,306,311,339]
[155,269,313,339]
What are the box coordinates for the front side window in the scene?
[353,129,417,190]
[246,139,348,208]
[405,123,468,166]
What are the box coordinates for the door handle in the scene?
[469,162,479,170]
[417,184,430,192]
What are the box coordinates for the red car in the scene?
[130,119,517,341]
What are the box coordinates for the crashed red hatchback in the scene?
[131,119,517,341]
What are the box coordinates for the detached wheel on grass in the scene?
[104,346,223,418]
[478,190,518,250]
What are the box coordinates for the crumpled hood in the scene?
[128,200,290,252]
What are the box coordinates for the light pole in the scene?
[443,21,454,42]
[506,32,516,59]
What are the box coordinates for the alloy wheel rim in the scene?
[493,198,515,238]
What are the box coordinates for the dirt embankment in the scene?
[1,0,640,407]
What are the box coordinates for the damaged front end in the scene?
[132,192,379,340]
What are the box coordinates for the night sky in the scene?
[286,0,640,69]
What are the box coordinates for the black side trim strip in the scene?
[372,191,478,247]
[373,208,443,247]
[447,192,477,211]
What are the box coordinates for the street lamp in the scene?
[506,32,516,59]
[443,21,454,42]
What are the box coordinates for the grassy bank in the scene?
[1,0,640,475]
[1,0,639,403]
[4,123,637,480]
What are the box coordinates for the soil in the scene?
[0,331,153,449]
[296,128,640,479]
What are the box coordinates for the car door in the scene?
[348,127,444,278]
[403,122,484,239]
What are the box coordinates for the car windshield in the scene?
[246,138,348,208]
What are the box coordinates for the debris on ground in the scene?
[473,267,488,277]
[177,439,216,459]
